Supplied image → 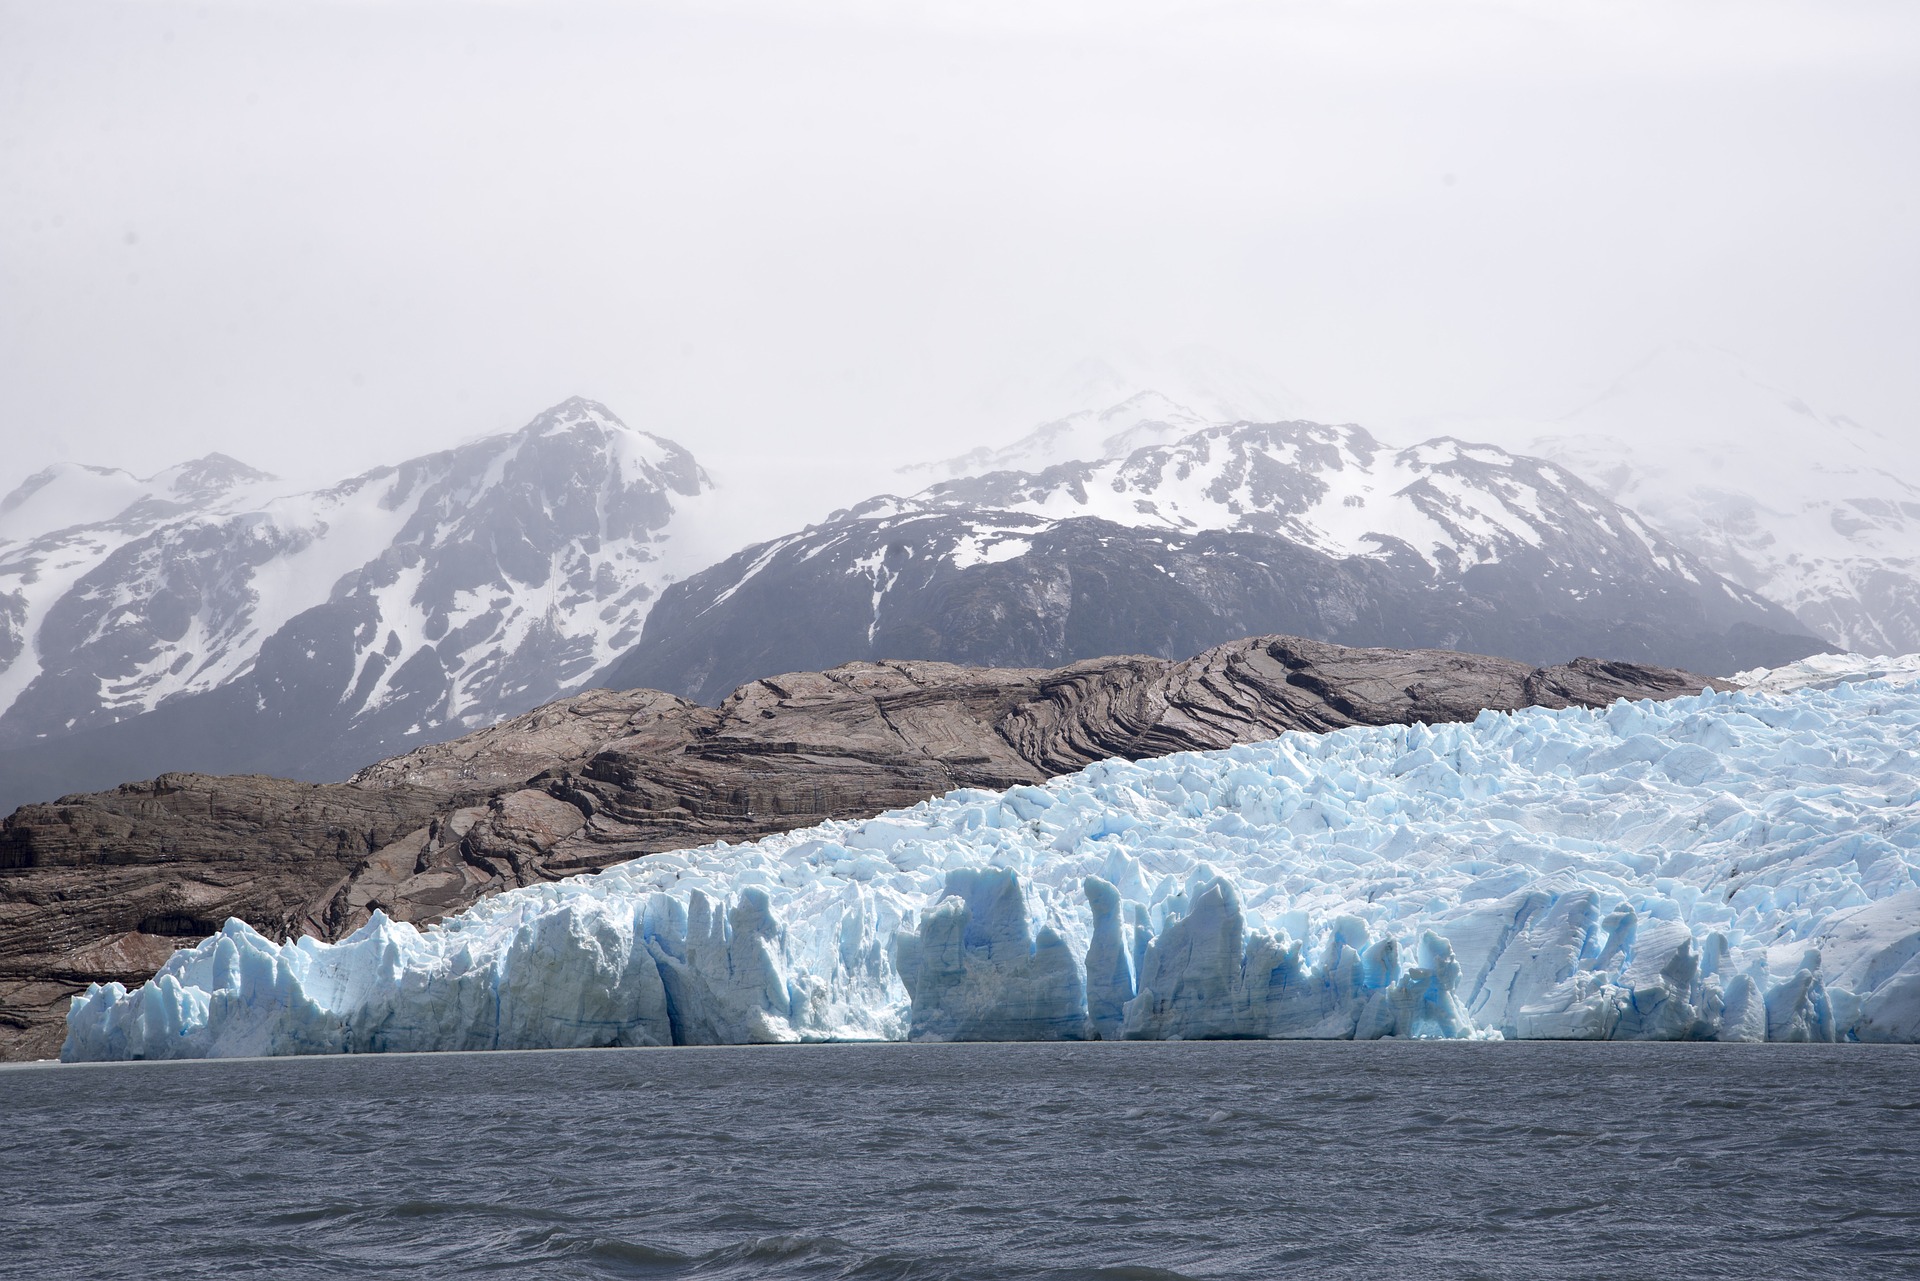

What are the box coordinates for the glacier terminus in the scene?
[62,655,1920,1059]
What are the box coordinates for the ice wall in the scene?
[63,657,1920,1059]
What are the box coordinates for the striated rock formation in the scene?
[0,635,1723,1059]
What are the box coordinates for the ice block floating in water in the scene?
[63,655,1920,1059]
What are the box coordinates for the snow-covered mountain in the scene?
[0,398,711,808]
[0,452,279,545]
[1506,343,1920,657]
[917,345,1920,658]
[605,415,1823,703]
[0,453,284,719]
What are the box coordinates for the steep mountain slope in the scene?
[0,453,283,714]
[605,419,1823,703]
[1512,343,1920,656]
[0,399,710,810]
[0,633,1721,1059]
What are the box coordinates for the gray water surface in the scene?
[7,1041,1918,1279]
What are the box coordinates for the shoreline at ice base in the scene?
[63,657,1920,1059]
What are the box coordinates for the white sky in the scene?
[3,0,1917,531]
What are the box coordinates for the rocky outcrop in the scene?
[0,634,1725,1059]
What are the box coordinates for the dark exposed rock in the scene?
[0,634,1726,1060]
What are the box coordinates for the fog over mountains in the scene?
[1510,344,1920,658]
[915,342,1920,657]
[5,7,1910,830]
[5,344,1910,814]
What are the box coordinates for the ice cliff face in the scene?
[63,655,1920,1059]
[0,399,710,807]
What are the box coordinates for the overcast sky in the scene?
[3,0,1916,519]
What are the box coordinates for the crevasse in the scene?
[62,656,1920,1059]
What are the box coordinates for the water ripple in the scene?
[5,1042,1919,1280]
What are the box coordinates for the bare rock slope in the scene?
[0,635,1721,1059]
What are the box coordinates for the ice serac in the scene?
[62,655,1920,1059]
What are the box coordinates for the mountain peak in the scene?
[1028,347,1301,427]
[531,395,626,436]
[909,347,1305,484]
[154,452,279,501]
[1097,389,1199,422]
[502,397,712,500]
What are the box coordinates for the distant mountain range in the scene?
[0,399,709,809]
[606,418,1820,704]
[3,350,1886,813]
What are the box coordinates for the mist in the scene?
[4,0,1917,540]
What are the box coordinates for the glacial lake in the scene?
[7,1041,1918,1279]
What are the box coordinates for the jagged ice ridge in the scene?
[63,657,1920,1059]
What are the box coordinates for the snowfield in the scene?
[63,655,1920,1059]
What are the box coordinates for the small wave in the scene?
[886,1179,965,1195]
[570,1235,697,1274]
[262,1203,362,1227]
[380,1198,572,1223]
[699,1232,859,1265]
[678,1233,974,1280]
[1835,1207,1920,1224]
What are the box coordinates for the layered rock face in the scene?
[0,635,1720,1059]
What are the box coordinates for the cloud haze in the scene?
[3,0,1916,534]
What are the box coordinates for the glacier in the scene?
[62,656,1920,1060]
